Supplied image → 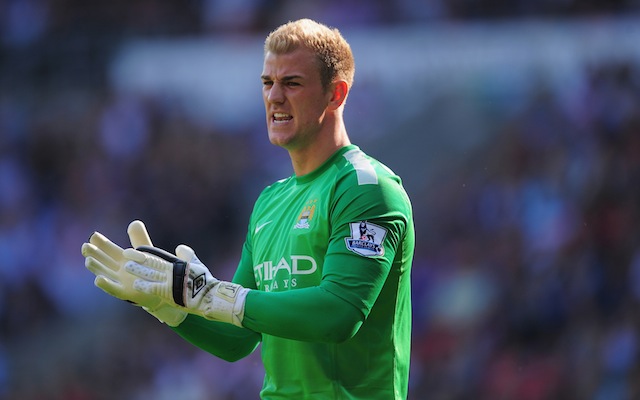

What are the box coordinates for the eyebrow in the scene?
[261,74,304,81]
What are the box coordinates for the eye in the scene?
[286,81,300,87]
[262,80,273,87]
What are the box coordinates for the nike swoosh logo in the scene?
[255,221,272,234]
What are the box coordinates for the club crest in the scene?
[294,199,317,229]
[345,221,387,257]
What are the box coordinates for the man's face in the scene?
[261,48,332,150]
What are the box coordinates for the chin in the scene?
[268,132,294,148]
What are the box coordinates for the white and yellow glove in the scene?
[123,245,250,327]
[81,220,187,326]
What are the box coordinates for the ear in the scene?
[327,80,349,110]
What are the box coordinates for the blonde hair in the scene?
[264,19,355,90]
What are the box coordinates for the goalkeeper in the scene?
[82,19,414,400]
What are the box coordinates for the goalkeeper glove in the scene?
[123,245,250,327]
[81,221,187,326]
[82,229,163,309]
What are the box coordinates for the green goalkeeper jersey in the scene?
[174,145,414,399]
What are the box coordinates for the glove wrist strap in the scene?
[172,260,187,306]
[136,245,188,306]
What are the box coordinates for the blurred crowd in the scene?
[410,61,640,399]
[2,1,640,399]
[1,0,638,46]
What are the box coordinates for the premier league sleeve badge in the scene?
[345,221,387,257]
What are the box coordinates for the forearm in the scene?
[241,285,364,343]
[171,314,261,362]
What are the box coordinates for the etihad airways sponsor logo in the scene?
[253,255,318,291]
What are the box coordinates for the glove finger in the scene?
[83,242,122,271]
[124,260,167,282]
[89,232,125,263]
[123,248,174,275]
[95,275,128,300]
[175,244,195,262]
[95,275,164,309]
[128,220,153,248]
[122,248,150,264]
[82,243,122,272]
[85,257,120,282]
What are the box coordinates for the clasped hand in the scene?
[123,245,248,327]
[81,220,249,327]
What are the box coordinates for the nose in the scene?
[267,82,285,104]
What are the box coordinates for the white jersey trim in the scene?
[343,149,378,185]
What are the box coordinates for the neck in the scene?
[289,120,351,176]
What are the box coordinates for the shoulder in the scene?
[333,147,399,184]
[333,147,412,217]
[335,147,408,199]
[330,147,414,253]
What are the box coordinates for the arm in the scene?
[171,315,261,362]
[242,284,364,343]
[240,237,400,342]
[123,236,383,344]
[170,249,387,344]
[126,240,398,346]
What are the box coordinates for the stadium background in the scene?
[2,1,640,399]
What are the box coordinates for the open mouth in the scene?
[273,112,293,123]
